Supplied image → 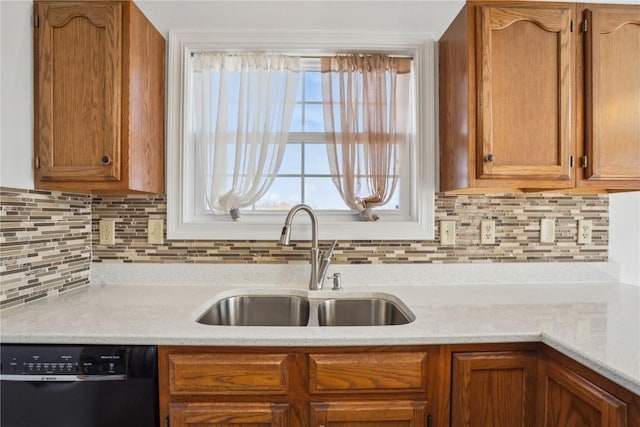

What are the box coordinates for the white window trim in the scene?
[167,30,436,241]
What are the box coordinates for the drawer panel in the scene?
[169,353,289,395]
[309,351,427,394]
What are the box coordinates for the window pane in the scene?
[279,143,301,175]
[304,104,324,132]
[304,143,331,175]
[305,71,322,102]
[304,177,346,210]
[254,177,301,210]
[290,103,303,132]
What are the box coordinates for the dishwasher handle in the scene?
[0,374,127,382]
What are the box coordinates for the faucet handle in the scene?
[328,272,342,291]
[324,239,338,258]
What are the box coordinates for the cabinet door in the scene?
[582,6,640,185]
[537,358,627,427]
[170,402,289,427]
[310,400,428,427]
[35,2,121,182]
[476,6,573,183]
[451,351,537,427]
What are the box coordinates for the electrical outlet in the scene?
[440,220,456,246]
[577,220,592,244]
[540,218,555,243]
[148,219,164,245]
[480,220,496,245]
[99,220,116,245]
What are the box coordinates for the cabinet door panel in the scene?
[170,402,288,427]
[36,2,121,182]
[476,6,573,182]
[538,358,627,427]
[310,400,427,427]
[451,351,537,427]
[168,353,290,395]
[584,7,640,182]
[308,351,427,394]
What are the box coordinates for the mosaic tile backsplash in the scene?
[0,187,608,309]
[91,193,608,264]
[0,188,91,309]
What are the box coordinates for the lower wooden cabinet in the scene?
[538,357,628,427]
[159,346,438,427]
[451,351,538,427]
[159,345,639,427]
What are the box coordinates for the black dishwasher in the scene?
[0,344,158,427]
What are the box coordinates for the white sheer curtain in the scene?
[191,53,300,219]
[321,54,411,221]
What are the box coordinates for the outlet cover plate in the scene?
[540,218,555,243]
[480,220,496,245]
[577,220,592,244]
[148,219,164,245]
[440,220,456,246]
[99,220,116,245]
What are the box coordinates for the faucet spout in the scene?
[279,204,334,290]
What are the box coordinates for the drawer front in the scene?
[169,353,290,395]
[309,351,427,394]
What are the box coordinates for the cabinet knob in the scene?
[485,154,495,162]
[100,155,112,165]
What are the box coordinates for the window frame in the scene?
[167,30,436,241]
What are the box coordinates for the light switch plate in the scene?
[480,220,495,245]
[148,219,164,245]
[99,220,116,245]
[540,218,555,243]
[577,220,592,244]
[440,220,456,246]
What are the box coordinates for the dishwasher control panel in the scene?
[1,345,127,376]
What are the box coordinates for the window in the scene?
[167,31,436,240]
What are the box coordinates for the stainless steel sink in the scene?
[196,292,415,327]
[317,298,414,326]
[196,295,310,326]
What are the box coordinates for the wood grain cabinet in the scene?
[537,357,628,427]
[159,347,438,427]
[439,1,640,192]
[34,0,165,194]
[577,4,640,191]
[451,351,538,427]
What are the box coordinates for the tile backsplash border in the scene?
[1,187,609,309]
[91,193,608,264]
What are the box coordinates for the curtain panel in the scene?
[321,54,411,221]
[191,53,300,219]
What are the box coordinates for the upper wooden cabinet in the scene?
[578,4,640,190]
[34,0,165,194]
[439,1,640,193]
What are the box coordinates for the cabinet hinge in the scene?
[570,20,574,32]
[33,14,39,28]
[582,19,588,33]
[165,416,170,427]
[35,156,40,169]
[581,156,588,169]
[570,156,574,168]
[427,414,433,427]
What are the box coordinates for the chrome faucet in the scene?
[279,204,337,290]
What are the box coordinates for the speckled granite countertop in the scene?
[1,278,638,394]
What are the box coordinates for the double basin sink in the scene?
[196,290,415,327]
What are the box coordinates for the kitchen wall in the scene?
[0,186,610,308]
[0,188,91,309]
[0,0,638,310]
